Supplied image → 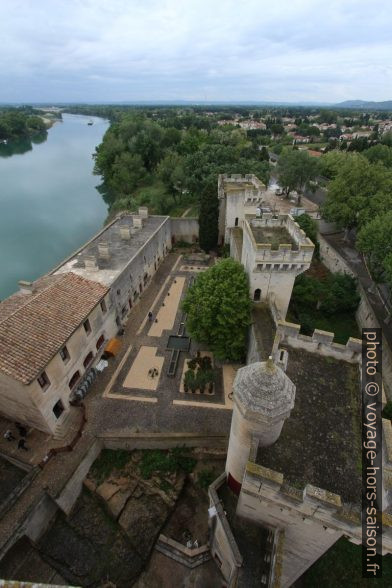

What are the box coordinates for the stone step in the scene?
[52,408,83,442]
[155,539,211,569]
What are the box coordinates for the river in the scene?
[0,114,109,300]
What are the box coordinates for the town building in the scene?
[54,208,172,327]
[0,273,115,436]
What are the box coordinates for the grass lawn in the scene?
[302,537,392,587]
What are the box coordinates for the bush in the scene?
[139,448,196,479]
[197,468,216,490]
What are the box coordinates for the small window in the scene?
[53,399,65,419]
[68,370,80,390]
[96,334,105,350]
[116,289,121,296]
[139,283,143,293]
[83,351,94,369]
[254,288,261,302]
[121,305,127,316]
[37,371,50,390]
[129,274,132,281]
[59,346,70,363]
[234,217,239,227]
[83,319,91,335]
[68,371,81,390]
[129,298,133,309]
[100,299,107,313]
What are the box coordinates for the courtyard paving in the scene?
[84,252,236,437]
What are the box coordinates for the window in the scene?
[83,351,94,369]
[121,305,127,316]
[116,289,121,295]
[254,288,261,302]
[234,217,239,227]
[129,274,132,281]
[83,319,91,335]
[37,371,50,390]
[59,346,70,363]
[129,298,133,309]
[53,400,65,419]
[139,283,143,293]
[68,371,81,390]
[96,335,105,350]
[100,299,107,313]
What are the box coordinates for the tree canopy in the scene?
[322,154,392,229]
[357,211,392,282]
[276,148,319,197]
[182,258,251,362]
[198,180,219,252]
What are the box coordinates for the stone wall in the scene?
[170,217,199,244]
[319,234,392,398]
[208,473,243,586]
[274,321,362,364]
[55,439,102,516]
[99,432,228,451]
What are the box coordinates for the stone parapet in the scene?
[276,320,362,363]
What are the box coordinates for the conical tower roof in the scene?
[233,358,295,423]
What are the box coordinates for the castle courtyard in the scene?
[83,251,236,437]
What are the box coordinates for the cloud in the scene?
[0,0,391,102]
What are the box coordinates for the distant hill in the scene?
[335,99,392,110]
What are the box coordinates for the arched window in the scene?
[234,217,239,227]
[254,288,261,302]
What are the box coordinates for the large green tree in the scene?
[198,181,219,252]
[276,149,319,198]
[357,211,392,282]
[182,258,251,361]
[322,154,392,230]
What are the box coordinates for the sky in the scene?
[1,0,392,104]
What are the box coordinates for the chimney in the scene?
[84,255,98,271]
[18,280,34,295]
[98,241,110,260]
[133,216,143,229]
[138,206,148,219]
[120,226,131,240]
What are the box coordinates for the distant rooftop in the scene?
[256,347,361,504]
[54,213,169,286]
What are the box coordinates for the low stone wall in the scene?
[99,432,228,451]
[55,439,102,516]
[319,234,392,398]
[170,217,199,244]
[275,321,361,364]
[208,473,243,586]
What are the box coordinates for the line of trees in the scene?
[321,147,392,288]
[0,108,47,141]
[93,111,271,250]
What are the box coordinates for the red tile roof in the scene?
[0,273,109,384]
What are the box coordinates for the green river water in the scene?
[0,113,109,299]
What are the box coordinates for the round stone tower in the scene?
[226,357,295,494]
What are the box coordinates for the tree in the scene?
[199,181,219,252]
[276,149,319,198]
[182,258,252,361]
[322,154,392,230]
[157,151,185,203]
[364,144,392,168]
[296,213,319,257]
[357,212,392,281]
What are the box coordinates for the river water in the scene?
[0,114,109,300]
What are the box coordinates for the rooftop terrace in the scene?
[256,347,361,504]
[250,226,298,250]
[55,214,168,286]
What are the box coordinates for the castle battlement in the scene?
[273,320,362,363]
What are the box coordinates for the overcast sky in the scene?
[1,0,391,104]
